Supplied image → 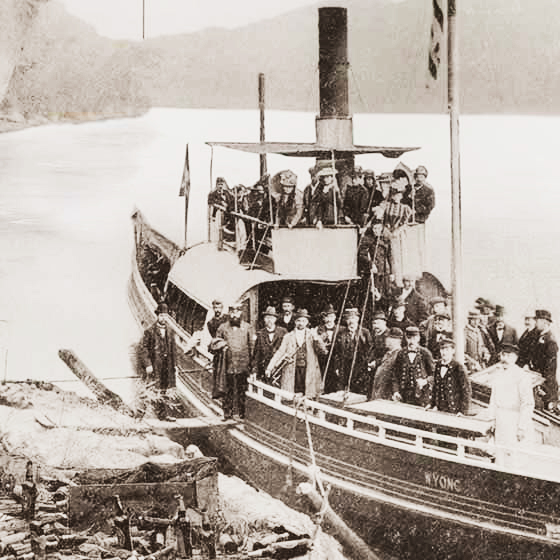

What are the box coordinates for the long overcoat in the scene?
[252,326,288,380]
[267,329,326,398]
[139,322,177,390]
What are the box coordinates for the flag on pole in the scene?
[428,0,444,79]
[178,144,190,196]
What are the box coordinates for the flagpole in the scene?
[448,0,464,364]
[259,73,267,177]
[179,144,191,249]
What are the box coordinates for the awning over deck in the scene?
[206,141,419,159]
[167,242,357,309]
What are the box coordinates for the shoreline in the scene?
[0,108,149,134]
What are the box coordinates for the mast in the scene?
[448,0,464,363]
[258,73,267,177]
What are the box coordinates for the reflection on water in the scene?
[0,109,559,400]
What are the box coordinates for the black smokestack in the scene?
[318,7,349,119]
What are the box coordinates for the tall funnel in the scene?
[316,7,353,150]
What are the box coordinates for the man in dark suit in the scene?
[532,309,559,413]
[426,310,453,361]
[431,338,471,415]
[399,275,428,326]
[207,299,227,338]
[279,296,296,332]
[517,312,538,369]
[487,307,518,364]
[331,308,373,396]
[252,307,288,384]
[402,165,435,224]
[139,302,177,420]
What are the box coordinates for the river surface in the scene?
[0,108,559,392]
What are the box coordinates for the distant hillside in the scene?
[4,0,560,122]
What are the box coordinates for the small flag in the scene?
[178,144,190,196]
[429,0,444,80]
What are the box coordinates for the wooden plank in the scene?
[68,479,218,530]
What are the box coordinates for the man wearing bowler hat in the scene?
[431,338,471,415]
[391,325,435,407]
[532,309,559,413]
[425,310,453,361]
[266,309,326,397]
[252,307,287,383]
[139,302,177,420]
[517,311,538,369]
[212,302,255,419]
[488,306,518,365]
[487,342,535,467]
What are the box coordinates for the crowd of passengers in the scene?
[207,163,435,236]
[205,292,559,426]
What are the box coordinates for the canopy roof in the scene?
[168,243,357,309]
[206,141,419,159]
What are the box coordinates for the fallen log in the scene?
[247,538,312,558]
[57,349,136,416]
[296,482,380,560]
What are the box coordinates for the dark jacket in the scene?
[401,288,428,326]
[252,326,288,379]
[139,322,177,390]
[431,359,471,414]
[531,330,559,406]
[426,329,453,361]
[330,326,373,395]
[488,323,518,364]
[207,314,228,338]
[215,321,255,375]
[517,328,539,368]
[279,312,296,333]
[403,182,435,223]
[391,346,435,407]
[343,184,369,226]
[308,186,343,225]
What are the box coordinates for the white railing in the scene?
[246,377,560,481]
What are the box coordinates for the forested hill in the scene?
[3,0,560,121]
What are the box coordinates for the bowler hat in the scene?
[373,311,387,321]
[494,305,505,318]
[282,296,294,305]
[295,308,310,320]
[414,165,428,177]
[536,309,553,322]
[468,309,481,318]
[263,306,277,318]
[405,326,420,336]
[386,327,404,339]
[156,303,169,315]
[322,304,336,317]
[439,337,455,348]
[501,342,519,354]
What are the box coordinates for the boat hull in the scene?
[128,231,560,560]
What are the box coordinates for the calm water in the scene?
[0,109,559,395]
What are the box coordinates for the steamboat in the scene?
[129,7,560,559]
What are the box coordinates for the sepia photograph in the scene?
[1,1,560,558]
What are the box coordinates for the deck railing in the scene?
[247,377,560,481]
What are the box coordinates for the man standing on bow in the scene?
[252,307,287,384]
[139,302,177,420]
[431,338,471,415]
[266,309,327,398]
[212,303,255,419]
[531,309,559,413]
[402,165,435,224]
[391,326,435,407]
